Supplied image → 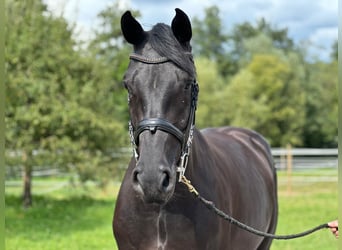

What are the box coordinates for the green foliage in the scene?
[192,6,296,77]
[88,2,139,123]
[191,6,336,147]
[221,53,306,146]
[226,18,295,76]
[192,6,227,60]
[330,40,338,61]
[192,6,234,77]
[194,36,309,147]
[303,61,338,147]
[195,57,226,128]
[5,0,128,198]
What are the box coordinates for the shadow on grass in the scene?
[5,194,116,237]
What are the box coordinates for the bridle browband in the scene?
[129,53,170,64]
[127,52,199,181]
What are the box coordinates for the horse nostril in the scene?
[133,169,141,184]
[161,171,170,190]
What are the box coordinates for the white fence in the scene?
[6,147,338,178]
[6,148,338,194]
[113,147,339,170]
[271,148,338,170]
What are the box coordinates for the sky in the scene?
[44,0,338,61]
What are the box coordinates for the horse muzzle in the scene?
[132,163,176,204]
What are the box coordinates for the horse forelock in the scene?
[148,23,196,78]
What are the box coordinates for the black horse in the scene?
[113,9,278,250]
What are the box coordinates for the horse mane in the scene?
[149,23,196,77]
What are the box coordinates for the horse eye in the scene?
[123,82,134,102]
[122,81,127,89]
[184,80,194,89]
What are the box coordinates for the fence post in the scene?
[286,144,292,195]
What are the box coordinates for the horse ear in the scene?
[121,11,145,45]
[171,8,192,44]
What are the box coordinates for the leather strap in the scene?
[134,118,184,145]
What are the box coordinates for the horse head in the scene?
[121,9,197,205]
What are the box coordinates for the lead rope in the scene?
[180,175,330,240]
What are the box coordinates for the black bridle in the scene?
[127,53,199,181]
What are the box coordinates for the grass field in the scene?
[5,169,338,250]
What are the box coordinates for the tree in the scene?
[331,40,338,61]
[5,0,125,207]
[191,5,336,147]
[302,60,338,147]
[230,18,294,54]
[194,57,226,128]
[226,18,296,76]
[192,6,227,60]
[192,6,233,76]
[221,54,306,147]
[88,3,140,123]
[192,6,297,78]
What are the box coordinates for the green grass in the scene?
[5,170,338,250]
[6,183,120,250]
[272,176,338,250]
